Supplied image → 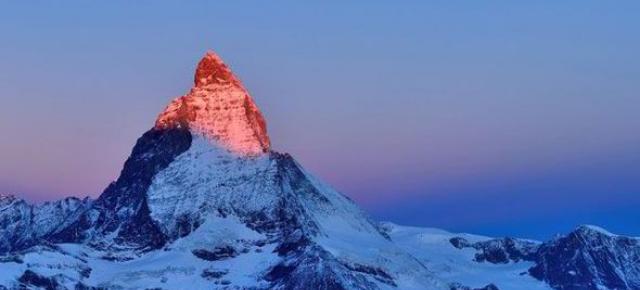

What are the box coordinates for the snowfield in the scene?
[0,220,555,290]
[383,224,552,290]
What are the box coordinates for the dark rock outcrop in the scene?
[18,270,61,290]
[49,128,192,250]
[449,237,538,264]
[450,282,500,290]
[192,245,238,261]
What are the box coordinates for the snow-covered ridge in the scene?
[155,51,270,157]
[0,196,91,254]
[531,224,640,290]
[574,224,619,237]
[383,223,551,290]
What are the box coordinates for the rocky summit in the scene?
[155,51,270,156]
[1,51,639,290]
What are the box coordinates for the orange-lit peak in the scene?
[155,51,271,156]
[194,51,238,88]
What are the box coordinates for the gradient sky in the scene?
[1,1,639,240]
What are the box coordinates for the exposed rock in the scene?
[201,268,229,280]
[155,51,270,156]
[450,282,500,290]
[192,245,238,261]
[449,236,539,264]
[0,195,91,254]
[18,270,61,290]
[49,128,192,251]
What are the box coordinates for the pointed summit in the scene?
[194,51,237,87]
[155,50,270,156]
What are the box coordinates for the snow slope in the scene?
[383,223,552,290]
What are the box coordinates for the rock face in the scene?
[155,51,270,156]
[48,128,192,250]
[449,236,539,264]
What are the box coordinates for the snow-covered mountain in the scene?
[1,51,638,290]
[531,226,640,290]
[386,223,640,290]
[0,194,90,254]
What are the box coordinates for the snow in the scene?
[578,225,618,237]
[0,214,281,289]
[0,134,557,289]
[143,136,446,289]
[384,223,553,290]
[146,136,279,237]
[77,216,280,289]
[0,220,558,290]
[0,196,90,253]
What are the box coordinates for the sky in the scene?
[0,1,639,240]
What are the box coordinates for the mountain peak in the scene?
[194,50,237,87]
[155,50,270,156]
[573,224,616,237]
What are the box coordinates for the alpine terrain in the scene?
[1,51,638,290]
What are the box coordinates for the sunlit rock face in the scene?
[155,51,270,156]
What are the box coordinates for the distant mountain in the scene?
[0,194,90,253]
[530,226,640,290]
[1,51,638,290]
[385,223,640,290]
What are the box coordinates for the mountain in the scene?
[384,223,640,290]
[0,194,90,254]
[530,226,640,290]
[0,51,638,290]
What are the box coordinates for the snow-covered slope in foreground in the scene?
[3,221,639,290]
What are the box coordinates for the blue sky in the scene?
[0,1,639,240]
